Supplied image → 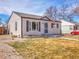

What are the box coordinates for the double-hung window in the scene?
[15,22,17,31]
[51,23,54,28]
[32,22,36,30]
[26,21,29,32]
[57,24,59,28]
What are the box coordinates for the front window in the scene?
[45,23,48,28]
[15,22,17,31]
[37,22,41,31]
[74,26,77,30]
[32,22,36,30]
[51,23,54,28]
[57,24,59,28]
[70,26,73,30]
[26,21,29,32]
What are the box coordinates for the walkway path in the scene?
[0,43,23,59]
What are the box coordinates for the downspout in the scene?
[60,22,62,35]
[21,17,23,38]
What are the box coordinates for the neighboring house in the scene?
[60,20,75,34]
[8,11,61,37]
[4,24,8,34]
[0,23,5,35]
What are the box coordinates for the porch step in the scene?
[42,34,62,37]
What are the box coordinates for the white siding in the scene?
[22,18,61,37]
[48,22,61,35]
[8,12,61,37]
[8,13,21,37]
[60,20,75,34]
[22,18,45,36]
[61,20,75,26]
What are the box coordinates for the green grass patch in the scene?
[8,38,79,59]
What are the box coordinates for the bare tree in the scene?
[71,0,79,15]
[59,3,76,22]
[44,0,78,21]
[74,6,79,15]
[44,6,57,20]
[59,5,68,19]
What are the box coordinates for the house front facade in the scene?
[8,11,61,37]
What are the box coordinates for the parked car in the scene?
[71,30,79,35]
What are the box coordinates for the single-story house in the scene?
[60,20,75,34]
[8,11,61,37]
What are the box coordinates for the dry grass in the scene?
[0,35,11,38]
[8,38,79,59]
[63,35,79,39]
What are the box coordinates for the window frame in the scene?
[57,23,59,28]
[32,22,36,30]
[15,22,17,31]
[38,22,41,31]
[70,25,73,30]
[51,23,54,28]
[26,21,29,32]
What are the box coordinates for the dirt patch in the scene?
[0,44,23,59]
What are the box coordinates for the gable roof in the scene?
[71,22,79,25]
[60,19,79,25]
[40,16,61,22]
[9,11,61,23]
[13,11,42,19]
[60,20,75,25]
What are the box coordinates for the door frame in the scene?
[44,23,48,33]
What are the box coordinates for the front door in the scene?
[44,23,48,33]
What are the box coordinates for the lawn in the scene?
[0,35,11,38]
[8,38,79,59]
[63,35,79,39]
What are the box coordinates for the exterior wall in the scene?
[22,18,46,36]
[48,21,61,35]
[8,12,61,37]
[76,25,79,30]
[22,18,61,37]
[61,25,74,34]
[77,26,79,30]
[61,20,75,34]
[8,13,21,37]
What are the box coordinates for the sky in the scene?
[0,0,79,23]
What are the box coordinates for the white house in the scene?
[60,20,75,34]
[8,11,61,37]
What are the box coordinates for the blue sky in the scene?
[0,0,79,23]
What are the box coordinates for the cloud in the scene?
[0,0,78,16]
[0,7,11,14]
[0,0,10,2]
[0,0,79,23]
[0,0,54,15]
